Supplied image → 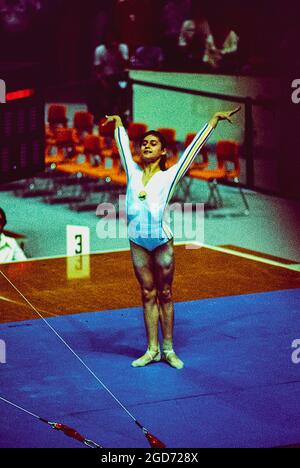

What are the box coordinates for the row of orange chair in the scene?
[45,105,178,169]
[155,129,248,213]
[185,139,249,213]
[45,105,249,213]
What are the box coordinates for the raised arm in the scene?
[167,107,241,187]
[102,115,136,177]
[208,106,241,128]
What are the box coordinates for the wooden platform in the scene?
[1,245,299,324]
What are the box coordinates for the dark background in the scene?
[0,0,299,197]
[0,0,299,87]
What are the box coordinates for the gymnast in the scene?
[103,107,240,369]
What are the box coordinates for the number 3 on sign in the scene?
[75,234,83,254]
[67,226,90,256]
[66,226,90,279]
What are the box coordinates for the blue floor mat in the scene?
[0,288,300,448]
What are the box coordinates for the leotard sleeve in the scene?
[114,126,138,177]
[165,123,214,201]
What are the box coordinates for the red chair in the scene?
[185,133,209,171]
[55,128,76,158]
[127,122,148,141]
[189,140,249,214]
[127,122,148,164]
[101,140,123,173]
[83,135,102,166]
[73,112,94,143]
[156,127,176,143]
[98,118,116,152]
[156,127,178,168]
[46,104,68,154]
[47,104,68,130]
[98,118,115,138]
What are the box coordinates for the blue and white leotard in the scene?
[115,124,214,251]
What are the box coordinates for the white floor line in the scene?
[1,242,298,273]
[286,264,300,272]
[0,248,131,264]
[99,240,300,273]
[190,242,300,272]
[0,296,59,317]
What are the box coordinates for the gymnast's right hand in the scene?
[102,115,123,127]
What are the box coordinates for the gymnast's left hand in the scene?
[102,115,123,127]
[214,106,241,123]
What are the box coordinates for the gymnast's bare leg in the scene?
[130,239,183,369]
[129,241,161,367]
[154,239,184,369]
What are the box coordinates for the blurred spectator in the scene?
[130,46,164,69]
[176,19,206,71]
[161,0,193,68]
[89,32,129,121]
[0,208,27,263]
[94,35,129,76]
[203,21,239,71]
[196,14,211,40]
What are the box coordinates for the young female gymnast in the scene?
[103,107,240,369]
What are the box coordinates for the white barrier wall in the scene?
[129,70,281,191]
[129,70,280,146]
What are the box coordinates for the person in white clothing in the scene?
[0,208,26,263]
[203,27,239,70]
[94,42,129,77]
[103,107,240,369]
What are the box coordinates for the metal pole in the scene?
[244,98,254,189]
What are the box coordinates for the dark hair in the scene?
[0,208,7,227]
[140,130,168,171]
